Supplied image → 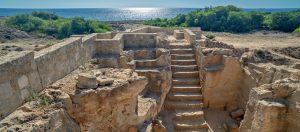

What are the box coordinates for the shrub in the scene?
[293,27,300,36]
[3,12,112,39]
[144,5,300,33]
[254,49,265,57]
[206,34,216,39]
[58,22,72,39]
[27,91,50,107]
[31,11,59,20]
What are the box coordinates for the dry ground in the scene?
[203,31,300,49]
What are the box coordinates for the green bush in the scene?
[206,34,215,39]
[31,11,59,20]
[3,11,112,39]
[271,11,300,32]
[144,5,300,33]
[293,27,300,36]
[254,49,265,57]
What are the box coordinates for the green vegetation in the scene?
[206,34,216,39]
[3,11,112,39]
[144,5,300,33]
[293,27,300,36]
[254,49,265,57]
[27,91,50,107]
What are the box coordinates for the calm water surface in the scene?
[0,8,299,21]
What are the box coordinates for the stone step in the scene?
[167,93,203,101]
[174,110,204,120]
[135,69,160,77]
[171,54,195,60]
[172,78,200,85]
[166,101,203,109]
[173,71,199,78]
[132,48,156,60]
[171,59,196,65]
[171,85,202,93]
[135,59,156,68]
[173,119,208,130]
[171,65,198,71]
[171,49,193,54]
[169,43,192,49]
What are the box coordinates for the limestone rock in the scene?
[65,69,148,131]
[151,120,166,132]
[97,77,114,86]
[128,126,138,132]
[227,120,239,132]
[230,109,244,119]
[77,72,97,89]
[291,63,300,70]
[250,99,288,132]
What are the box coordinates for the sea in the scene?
[0,8,299,22]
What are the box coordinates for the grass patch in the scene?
[27,91,50,107]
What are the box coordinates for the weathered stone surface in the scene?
[0,81,13,99]
[60,69,148,131]
[77,72,97,89]
[203,56,244,109]
[202,48,234,56]
[0,51,43,120]
[230,109,244,119]
[240,78,299,132]
[0,100,80,132]
[97,77,114,86]
[250,99,288,132]
[17,75,29,89]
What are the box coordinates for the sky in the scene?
[0,0,300,8]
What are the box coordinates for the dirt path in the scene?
[204,31,300,49]
[268,49,300,62]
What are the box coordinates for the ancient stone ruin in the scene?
[0,27,299,132]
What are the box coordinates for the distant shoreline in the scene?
[1,8,300,22]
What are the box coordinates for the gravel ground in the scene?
[204,31,300,49]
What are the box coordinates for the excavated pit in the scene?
[0,27,299,132]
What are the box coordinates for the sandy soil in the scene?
[0,38,60,57]
[203,31,300,49]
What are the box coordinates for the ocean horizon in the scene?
[0,8,299,21]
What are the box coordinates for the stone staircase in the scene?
[165,42,209,132]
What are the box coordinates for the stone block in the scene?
[17,75,29,89]
[20,88,30,100]
[0,82,13,99]
[77,73,97,89]
[97,77,114,86]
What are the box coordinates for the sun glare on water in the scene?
[124,8,160,14]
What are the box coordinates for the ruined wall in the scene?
[0,51,42,119]
[240,64,300,132]
[96,32,117,39]
[35,35,96,88]
[131,27,151,33]
[184,29,196,44]
[123,33,157,49]
[240,79,299,132]
[0,34,97,119]
[56,69,149,131]
[203,56,245,110]
[95,33,123,55]
[194,38,258,111]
